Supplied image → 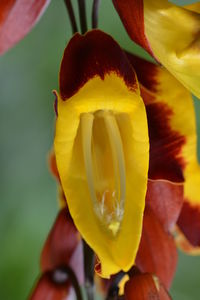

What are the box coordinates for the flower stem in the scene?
[106,271,125,300]
[92,0,101,28]
[83,239,95,300]
[77,0,87,34]
[65,266,83,300]
[64,0,78,34]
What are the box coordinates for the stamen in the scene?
[81,113,97,208]
[103,112,126,215]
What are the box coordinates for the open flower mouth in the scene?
[81,110,126,236]
[54,73,149,276]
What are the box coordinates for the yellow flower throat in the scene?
[81,110,126,236]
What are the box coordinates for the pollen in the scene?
[81,110,126,236]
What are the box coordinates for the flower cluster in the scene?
[1,0,200,299]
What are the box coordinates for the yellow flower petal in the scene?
[113,0,200,98]
[144,0,200,98]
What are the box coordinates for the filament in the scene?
[103,112,126,217]
[81,113,97,207]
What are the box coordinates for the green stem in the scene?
[64,0,78,34]
[92,0,101,28]
[77,0,87,34]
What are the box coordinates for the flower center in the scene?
[81,110,126,236]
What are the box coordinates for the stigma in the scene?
[81,110,126,236]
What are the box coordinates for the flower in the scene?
[113,0,200,98]
[0,0,51,55]
[54,29,149,278]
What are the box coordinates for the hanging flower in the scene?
[112,0,200,98]
[54,29,149,278]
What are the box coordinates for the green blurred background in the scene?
[0,1,200,299]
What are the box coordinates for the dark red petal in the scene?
[29,270,73,300]
[146,179,183,231]
[177,200,200,247]
[59,29,138,99]
[146,100,185,182]
[125,53,186,182]
[124,273,171,300]
[125,52,158,93]
[136,208,177,289]
[112,1,153,56]
[0,0,51,55]
[158,284,172,300]
[174,226,200,255]
[40,208,83,283]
